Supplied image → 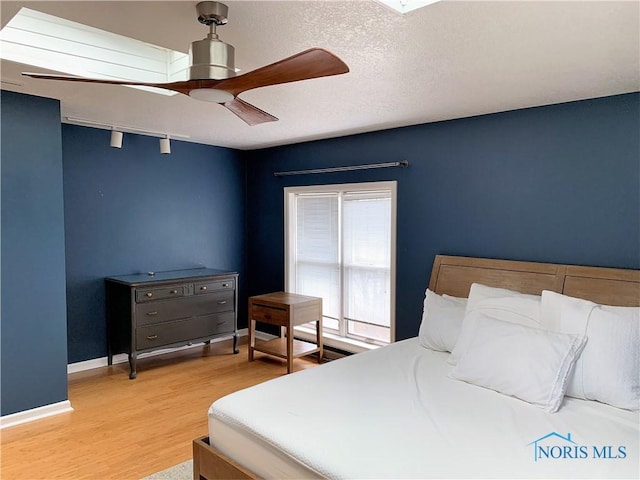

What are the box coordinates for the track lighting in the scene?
[110,130,123,148]
[159,136,171,154]
[63,117,189,154]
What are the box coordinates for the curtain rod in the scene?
[274,160,408,177]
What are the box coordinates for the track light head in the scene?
[110,130,123,148]
[160,136,171,154]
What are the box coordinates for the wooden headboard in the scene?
[428,255,640,307]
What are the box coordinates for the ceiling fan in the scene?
[22,1,349,126]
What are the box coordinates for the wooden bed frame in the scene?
[193,254,640,480]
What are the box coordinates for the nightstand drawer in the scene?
[135,285,185,302]
[251,304,288,325]
[194,279,235,294]
[136,312,235,350]
[135,291,234,326]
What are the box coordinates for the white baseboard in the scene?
[67,329,250,374]
[1,400,73,430]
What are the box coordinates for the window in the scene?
[285,182,396,352]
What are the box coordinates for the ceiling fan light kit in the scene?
[189,88,234,103]
[22,1,349,127]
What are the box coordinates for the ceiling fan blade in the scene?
[222,98,278,126]
[215,48,349,96]
[23,48,347,126]
[21,72,203,96]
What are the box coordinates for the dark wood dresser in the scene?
[105,268,239,379]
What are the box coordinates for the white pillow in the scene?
[541,290,640,410]
[450,314,587,413]
[418,289,467,352]
[449,283,542,365]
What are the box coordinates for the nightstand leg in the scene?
[316,315,323,364]
[248,318,255,362]
[286,323,293,374]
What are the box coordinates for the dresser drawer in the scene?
[194,278,235,295]
[136,312,235,350]
[135,291,234,326]
[251,304,288,325]
[135,285,186,303]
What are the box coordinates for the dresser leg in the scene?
[128,353,137,379]
[233,333,239,354]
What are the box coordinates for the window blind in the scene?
[294,194,340,324]
[343,191,391,328]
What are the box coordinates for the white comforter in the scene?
[209,338,639,479]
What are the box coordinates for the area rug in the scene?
[140,460,192,480]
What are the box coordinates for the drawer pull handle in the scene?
[217,300,227,305]
[200,286,207,291]
[217,321,227,326]
[145,292,153,298]
[146,334,158,340]
[146,311,158,316]
[222,283,229,287]
[170,290,178,295]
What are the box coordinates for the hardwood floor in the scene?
[0,339,318,480]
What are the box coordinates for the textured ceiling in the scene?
[1,1,638,150]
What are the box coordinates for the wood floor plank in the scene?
[0,339,318,479]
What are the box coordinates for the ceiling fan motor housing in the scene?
[189,37,235,80]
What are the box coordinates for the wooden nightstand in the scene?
[248,292,323,373]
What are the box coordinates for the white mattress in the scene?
[209,338,639,479]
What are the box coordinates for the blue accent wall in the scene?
[2,90,637,417]
[63,125,246,363]
[245,93,640,342]
[1,91,68,416]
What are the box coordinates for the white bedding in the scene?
[209,338,639,479]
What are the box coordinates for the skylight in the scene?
[376,0,440,15]
[0,7,190,96]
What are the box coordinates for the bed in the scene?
[193,255,640,479]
